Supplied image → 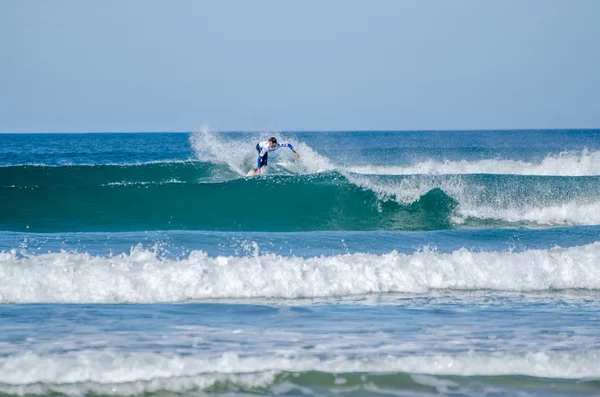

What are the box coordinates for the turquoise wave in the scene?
[3,163,600,232]
[0,164,455,232]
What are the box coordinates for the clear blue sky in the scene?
[1,0,599,132]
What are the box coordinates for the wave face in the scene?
[0,167,457,232]
[3,162,600,231]
[1,242,599,303]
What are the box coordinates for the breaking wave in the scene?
[1,242,599,303]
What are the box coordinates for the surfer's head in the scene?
[268,137,277,148]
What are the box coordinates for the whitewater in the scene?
[2,129,600,396]
[1,242,599,303]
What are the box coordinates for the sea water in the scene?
[1,129,599,396]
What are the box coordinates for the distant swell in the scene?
[1,242,599,303]
[0,162,231,187]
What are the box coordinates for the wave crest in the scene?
[348,149,600,176]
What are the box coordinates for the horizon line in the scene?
[1,127,599,134]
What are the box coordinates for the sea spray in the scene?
[188,124,333,176]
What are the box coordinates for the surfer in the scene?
[250,137,300,175]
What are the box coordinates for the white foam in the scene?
[0,349,598,395]
[1,242,599,304]
[347,149,600,176]
[454,200,600,226]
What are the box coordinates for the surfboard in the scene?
[247,169,257,176]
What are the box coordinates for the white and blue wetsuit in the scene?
[256,141,297,169]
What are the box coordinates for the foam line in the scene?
[1,243,599,303]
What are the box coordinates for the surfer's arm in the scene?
[279,143,297,153]
[280,143,300,158]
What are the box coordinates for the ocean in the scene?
[1,129,599,396]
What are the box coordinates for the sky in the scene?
[1,0,599,132]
